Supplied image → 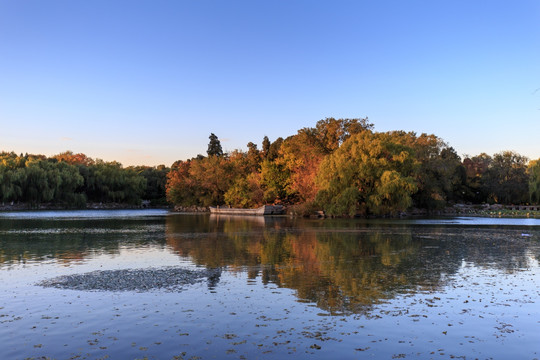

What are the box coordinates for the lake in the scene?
[1,210,539,359]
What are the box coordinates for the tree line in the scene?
[166,118,540,216]
[0,151,168,207]
[2,118,538,214]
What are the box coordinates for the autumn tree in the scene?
[276,118,374,204]
[53,151,95,166]
[315,131,418,216]
[314,117,374,153]
[165,118,536,213]
[278,128,326,203]
[188,155,237,206]
[166,160,200,206]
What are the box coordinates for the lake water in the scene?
[1,210,539,359]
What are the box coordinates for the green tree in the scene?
[368,170,417,215]
[462,153,492,203]
[0,166,24,202]
[260,160,290,203]
[410,133,466,209]
[20,159,60,205]
[262,136,271,158]
[483,151,529,204]
[207,133,223,157]
[529,159,540,204]
[224,173,264,208]
[55,161,85,206]
[86,161,146,204]
[131,165,169,204]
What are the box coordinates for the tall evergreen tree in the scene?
[207,133,223,157]
[262,136,271,158]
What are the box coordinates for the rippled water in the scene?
[1,210,539,359]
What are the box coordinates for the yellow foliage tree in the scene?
[316,131,418,216]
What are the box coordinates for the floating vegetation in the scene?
[38,267,221,292]
[0,225,164,235]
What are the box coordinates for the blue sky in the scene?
[1,0,539,166]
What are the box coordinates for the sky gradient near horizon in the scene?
[1,0,539,167]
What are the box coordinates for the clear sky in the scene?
[1,0,539,167]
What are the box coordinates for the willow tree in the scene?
[20,159,61,205]
[315,131,418,216]
[55,161,85,205]
[0,166,25,202]
[528,159,540,204]
[86,160,146,204]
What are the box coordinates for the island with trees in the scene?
[1,118,539,216]
[166,118,540,217]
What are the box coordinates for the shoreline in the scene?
[0,202,171,212]
[406,204,540,219]
[2,202,540,219]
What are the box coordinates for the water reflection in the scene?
[165,215,540,314]
[1,213,538,316]
[0,217,166,266]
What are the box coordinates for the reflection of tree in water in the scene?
[166,215,279,269]
[167,218,431,314]
[270,229,465,314]
[0,218,166,266]
[292,231,423,313]
[4,213,537,313]
[166,216,540,315]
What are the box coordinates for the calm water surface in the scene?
[1,210,539,359]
